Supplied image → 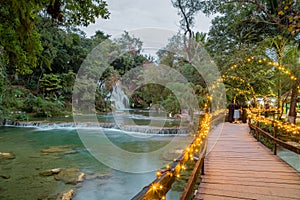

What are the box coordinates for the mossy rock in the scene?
[54,168,82,185]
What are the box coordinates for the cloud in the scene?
[81,0,212,37]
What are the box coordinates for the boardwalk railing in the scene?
[131,114,211,200]
[180,140,207,200]
[248,118,300,155]
[132,112,226,200]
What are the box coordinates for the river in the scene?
[0,125,191,200]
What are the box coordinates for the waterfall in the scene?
[110,81,130,110]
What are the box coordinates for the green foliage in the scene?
[0,0,109,76]
[24,95,64,117]
[40,73,62,94]
[161,95,180,115]
[46,0,110,26]
[202,0,300,107]
[111,32,146,75]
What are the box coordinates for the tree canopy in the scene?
[0,0,109,74]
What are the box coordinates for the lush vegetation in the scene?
[192,0,300,123]
[0,0,111,120]
[1,0,300,124]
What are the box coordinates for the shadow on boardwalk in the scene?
[195,123,300,200]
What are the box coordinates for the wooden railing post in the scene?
[201,157,205,175]
[256,121,260,142]
[273,123,277,155]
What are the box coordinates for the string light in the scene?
[248,111,300,136]
[156,171,162,178]
[136,113,212,199]
[224,56,297,81]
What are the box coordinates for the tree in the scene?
[0,0,109,75]
[202,0,299,123]
[282,44,300,123]
[172,0,203,61]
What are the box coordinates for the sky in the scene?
[80,0,214,57]
[81,0,213,37]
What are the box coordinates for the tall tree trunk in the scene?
[288,83,298,124]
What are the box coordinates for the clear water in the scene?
[277,146,300,172]
[0,126,188,200]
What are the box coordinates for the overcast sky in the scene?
[80,0,214,57]
[81,0,213,37]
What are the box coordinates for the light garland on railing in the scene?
[136,113,212,199]
[164,113,210,173]
[248,112,300,136]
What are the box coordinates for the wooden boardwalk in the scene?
[194,123,300,200]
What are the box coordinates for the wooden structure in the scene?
[131,114,211,200]
[194,123,300,200]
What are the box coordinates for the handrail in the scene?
[131,114,211,200]
[180,139,207,200]
[249,122,300,155]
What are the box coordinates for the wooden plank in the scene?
[202,174,300,184]
[194,123,300,200]
[201,177,300,189]
[199,183,300,199]
[196,187,297,200]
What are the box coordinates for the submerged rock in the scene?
[54,168,83,185]
[41,145,77,155]
[39,168,85,185]
[85,173,112,180]
[0,174,10,179]
[0,152,15,159]
[39,168,61,176]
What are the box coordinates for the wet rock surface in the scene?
[39,168,61,176]
[61,189,75,200]
[0,152,15,160]
[53,168,83,185]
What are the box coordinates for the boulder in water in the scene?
[0,152,15,159]
[54,168,83,185]
[77,172,85,182]
[61,189,75,200]
[39,168,61,176]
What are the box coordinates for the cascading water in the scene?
[110,81,130,110]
